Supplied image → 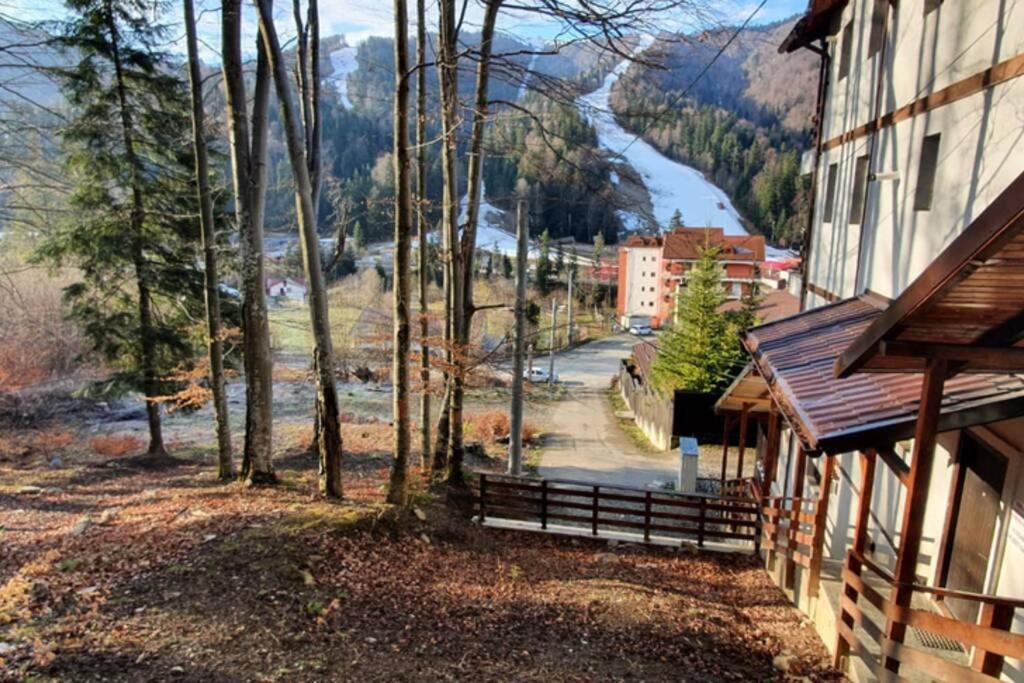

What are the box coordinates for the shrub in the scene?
[464,411,539,445]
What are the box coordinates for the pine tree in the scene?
[535,228,552,294]
[352,221,365,251]
[669,208,684,230]
[38,0,206,456]
[650,245,743,394]
[502,253,513,279]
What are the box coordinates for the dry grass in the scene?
[0,264,89,392]
[464,410,539,445]
[88,434,143,458]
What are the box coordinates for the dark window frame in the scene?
[823,162,839,223]
[849,155,871,225]
[914,133,941,211]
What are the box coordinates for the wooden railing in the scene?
[477,474,762,553]
[836,550,1024,680]
[761,494,829,595]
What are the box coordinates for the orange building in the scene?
[617,228,765,329]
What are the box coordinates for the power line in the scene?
[615,0,768,157]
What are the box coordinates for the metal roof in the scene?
[740,296,1024,454]
[837,170,1024,377]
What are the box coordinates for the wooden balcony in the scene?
[835,550,1024,681]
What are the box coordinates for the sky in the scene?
[6,0,808,55]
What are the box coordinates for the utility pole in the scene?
[548,298,557,384]
[527,343,534,379]
[509,197,527,474]
[566,266,574,346]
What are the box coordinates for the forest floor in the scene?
[0,426,839,682]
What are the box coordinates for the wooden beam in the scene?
[720,414,731,486]
[807,454,835,598]
[834,449,877,669]
[884,358,948,674]
[762,409,781,497]
[785,446,807,591]
[876,445,910,486]
[879,340,1024,371]
[736,403,751,479]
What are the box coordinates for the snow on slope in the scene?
[329,45,358,109]
[576,38,747,237]
[458,181,535,257]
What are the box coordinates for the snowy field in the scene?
[329,45,358,109]
[459,181,536,258]
[576,38,747,237]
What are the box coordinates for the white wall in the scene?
[622,246,661,319]
[808,0,1024,300]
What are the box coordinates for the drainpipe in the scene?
[799,38,831,312]
[855,1,893,292]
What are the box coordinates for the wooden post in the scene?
[807,455,836,598]
[591,485,599,535]
[698,497,706,548]
[508,197,528,474]
[834,449,876,669]
[785,446,807,590]
[736,403,750,479]
[884,358,947,674]
[762,409,781,497]
[720,414,732,486]
[643,491,652,542]
[540,479,549,530]
[971,603,1015,676]
[479,473,487,522]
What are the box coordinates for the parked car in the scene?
[629,324,653,336]
[523,367,557,383]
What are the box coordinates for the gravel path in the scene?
[536,334,679,488]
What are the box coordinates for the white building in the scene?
[716,2,1024,680]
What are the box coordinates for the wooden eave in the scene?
[714,364,773,416]
[778,0,847,54]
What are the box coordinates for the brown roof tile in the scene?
[662,228,765,262]
[741,296,1024,454]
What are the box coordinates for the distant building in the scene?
[616,228,766,328]
[265,277,307,301]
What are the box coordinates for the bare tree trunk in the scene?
[449,0,502,484]
[416,0,430,470]
[256,0,343,498]
[387,0,411,505]
[508,196,527,475]
[432,383,450,475]
[103,1,165,457]
[184,0,232,478]
[223,0,275,484]
[434,0,460,483]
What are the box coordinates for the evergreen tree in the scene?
[728,281,763,332]
[669,208,684,230]
[37,0,206,456]
[352,220,365,251]
[535,228,552,294]
[554,243,565,274]
[501,253,513,279]
[650,245,743,394]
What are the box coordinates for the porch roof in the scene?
[738,296,1024,455]
[714,364,772,417]
[836,170,1024,378]
[778,0,847,54]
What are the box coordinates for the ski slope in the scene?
[459,181,534,257]
[576,39,747,236]
[329,45,358,109]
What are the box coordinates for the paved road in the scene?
[536,334,678,488]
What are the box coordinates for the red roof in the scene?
[741,296,1024,454]
[623,235,663,248]
[662,228,765,262]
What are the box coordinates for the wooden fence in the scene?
[836,550,1024,680]
[477,474,762,553]
[618,363,675,450]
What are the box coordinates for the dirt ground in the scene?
[0,431,838,682]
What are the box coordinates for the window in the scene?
[849,154,870,225]
[868,0,887,58]
[925,0,942,15]
[823,163,839,222]
[914,133,941,211]
[838,21,853,80]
